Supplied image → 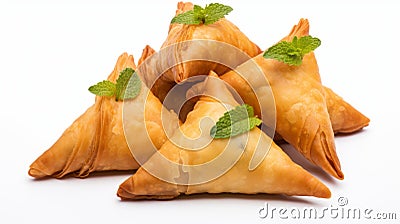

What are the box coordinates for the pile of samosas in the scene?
[29,2,369,200]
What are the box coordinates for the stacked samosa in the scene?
[220,18,369,179]
[282,19,369,134]
[29,53,179,178]
[117,73,331,199]
[29,1,369,201]
[138,2,369,180]
[139,2,261,102]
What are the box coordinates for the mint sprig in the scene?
[210,104,262,139]
[263,35,321,66]
[88,68,141,101]
[88,80,116,97]
[171,3,233,25]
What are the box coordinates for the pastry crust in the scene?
[323,86,370,134]
[162,2,261,83]
[282,19,369,134]
[117,73,331,200]
[221,19,369,135]
[29,53,179,178]
[221,20,344,179]
[138,2,261,102]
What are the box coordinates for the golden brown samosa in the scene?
[29,53,179,178]
[163,1,261,82]
[324,86,370,133]
[221,21,344,180]
[117,72,331,200]
[281,19,369,134]
[139,2,261,102]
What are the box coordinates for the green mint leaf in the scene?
[193,5,205,23]
[89,67,141,101]
[115,68,133,101]
[263,35,321,66]
[210,104,262,139]
[123,71,142,100]
[203,3,233,25]
[88,80,116,97]
[293,36,321,55]
[171,3,232,25]
[171,10,201,25]
[263,41,302,66]
[115,68,141,101]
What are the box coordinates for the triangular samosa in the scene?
[139,2,261,102]
[220,21,344,179]
[117,72,331,199]
[324,86,369,133]
[282,18,369,134]
[29,53,179,178]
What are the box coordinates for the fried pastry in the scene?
[28,53,179,178]
[323,86,369,133]
[220,20,344,179]
[139,2,261,102]
[281,19,369,134]
[162,1,261,82]
[138,44,156,66]
[117,72,331,199]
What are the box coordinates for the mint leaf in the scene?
[123,71,142,100]
[88,67,141,101]
[210,104,262,139]
[115,68,141,101]
[263,41,301,66]
[171,3,232,25]
[263,35,321,66]
[193,5,205,22]
[88,80,116,97]
[115,68,134,101]
[203,3,233,25]
[171,10,201,25]
[293,36,321,55]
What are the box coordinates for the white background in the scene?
[1,0,399,223]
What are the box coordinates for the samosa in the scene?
[117,72,331,199]
[29,53,179,178]
[139,2,261,102]
[220,20,345,179]
[281,19,369,134]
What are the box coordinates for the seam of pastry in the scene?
[312,128,344,180]
[296,112,313,159]
[80,100,105,177]
[57,105,98,178]
[175,26,194,83]
[77,97,106,177]
[80,55,137,176]
[83,57,124,175]
[321,130,343,178]
[54,114,92,178]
